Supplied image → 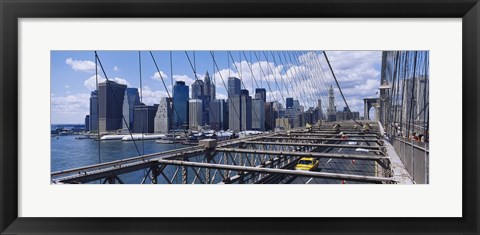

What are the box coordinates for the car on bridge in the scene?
[295,157,319,171]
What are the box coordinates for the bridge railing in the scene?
[390,136,429,184]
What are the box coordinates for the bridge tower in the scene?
[363,98,379,121]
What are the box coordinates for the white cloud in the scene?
[65,85,70,89]
[173,74,195,86]
[113,65,119,71]
[65,58,96,73]
[51,93,90,116]
[84,75,130,91]
[112,77,130,86]
[138,86,168,106]
[216,93,228,100]
[151,71,168,81]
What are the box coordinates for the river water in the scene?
[51,135,186,183]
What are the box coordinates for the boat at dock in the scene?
[155,139,175,144]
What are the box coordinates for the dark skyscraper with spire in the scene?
[203,71,215,101]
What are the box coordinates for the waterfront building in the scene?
[173,81,189,129]
[85,115,90,132]
[154,97,173,133]
[209,99,227,131]
[122,88,140,130]
[89,90,99,132]
[98,80,127,132]
[133,104,158,133]
[252,98,265,131]
[189,99,203,131]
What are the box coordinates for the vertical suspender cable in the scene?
[95,52,101,165]
[94,52,142,157]
[139,51,145,156]
[170,51,177,148]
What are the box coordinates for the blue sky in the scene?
[51,51,382,124]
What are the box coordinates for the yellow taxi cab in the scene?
[295,157,319,171]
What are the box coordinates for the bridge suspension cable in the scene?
[94,51,142,157]
[323,51,363,126]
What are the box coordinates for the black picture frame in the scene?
[1,0,479,234]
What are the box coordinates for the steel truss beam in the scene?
[277,133,379,138]
[243,141,385,150]
[261,136,383,143]
[288,131,379,135]
[51,146,208,178]
[156,159,395,184]
[215,148,388,161]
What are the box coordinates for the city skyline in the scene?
[51,51,384,124]
[50,51,430,185]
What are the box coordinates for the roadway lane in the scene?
[287,137,377,184]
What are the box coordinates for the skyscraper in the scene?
[203,71,215,101]
[191,79,204,99]
[286,97,294,109]
[209,99,227,131]
[227,77,241,97]
[294,113,304,128]
[192,78,210,125]
[317,99,323,121]
[98,80,127,132]
[89,90,98,132]
[240,89,252,131]
[229,96,242,132]
[133,104,158,133]
[154,97,173,133]
[173,81,189,129]
[265,101,274,130]
[293,100,300,111]
[228,77,242,132]
[327,85,337,122]
[189,99,203,130]
[255,88,267,102]
[85,115,90,132]
[122,88,140,130]
[252,98,265,131]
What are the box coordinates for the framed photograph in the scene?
[1,0,479,234]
